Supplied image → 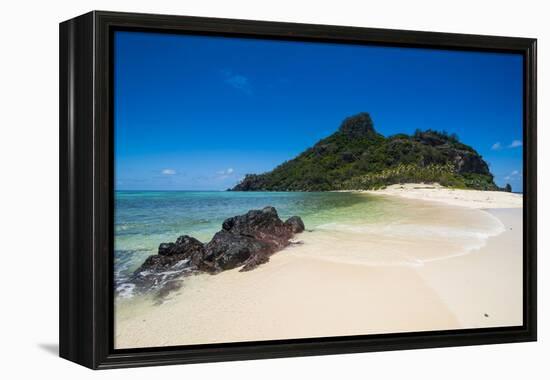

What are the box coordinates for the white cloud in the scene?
[216,168,236,180]
[504,170,521,182]
[222,70,252,94]
[217,168,234,175]
[491,142,502,150]
[161,169,176,175]
[492,140,522,151]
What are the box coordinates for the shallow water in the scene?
[115,191,394,291]
[289,197,505,266]
[114,191,505,297]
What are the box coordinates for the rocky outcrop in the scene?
[135,235,205,273]
[130,235,205,292]
[223,207,292,246]
[284,216,305,233]
[158,235,205,264]
[448,149,491,175]
[202,230,273,272]
[131,207,305,294]
[338,112,376,139]
[202,206,300,272]
[231,174,265,191]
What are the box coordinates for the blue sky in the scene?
[114,31,524,192]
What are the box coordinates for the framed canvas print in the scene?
[59,11,537,369]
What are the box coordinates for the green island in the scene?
[232,112,510,192]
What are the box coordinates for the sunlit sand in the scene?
[115,184,522,348]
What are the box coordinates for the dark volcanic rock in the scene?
[130,235,206,294]
[138,235,205,272]
[203,207,303,272]
[158,235,205,264]
[203,230,274,272]
[157,242,175,256]
[240,254,270,272]
[285,216,305,233]
[222,207,292,248]
[174,235,205,265]
[128,207,306,295]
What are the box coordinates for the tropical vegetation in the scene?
[231,112,506,192]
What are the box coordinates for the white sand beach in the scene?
[362,183,523,209]
[115,184,523,349]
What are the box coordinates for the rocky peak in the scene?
[338,112,375,138]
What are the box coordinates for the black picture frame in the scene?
[59,10,537,369]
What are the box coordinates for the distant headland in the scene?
[231,112,510,192]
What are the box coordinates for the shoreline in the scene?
[115,184,523,349]
[337,182,523,209]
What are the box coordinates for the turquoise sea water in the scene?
[114,191,391,286]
